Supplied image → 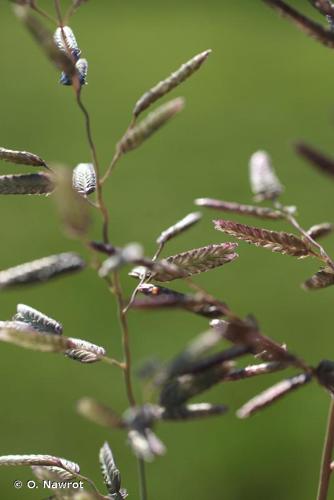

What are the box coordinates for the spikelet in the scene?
[14,7,76,80]
[150,243,238,282]
[0,252,85,289]
[210,318,300,366]
[135,283,229,318]
[89,241,117,256]
[214,219,311,257]
[118,98,184,154]
[162,403,227,420]
[316,360,334,393]
[156,212,202,246]
[0,320,32,332]
[306,222,333,241]
[310,0,334,17]
[0,147,47,167]
[99,443,122,496]
[295,142,334,177]
[13,304,63,335]
[0,173,54,195]
[237,373,311,418]
[75,58,88,86]
[133,50,211,118]
[127,429,166,462]
[224,361,285,381]
[249,151,283,201]
[99,244,144,277]
[302,267,334,290]
[54,166,91,238]
[159,364,230,409]
[77,398,125,429]
[32,465,75,482]
[72,163,96,196]
[263,0,334,48]
[195,198,284,220]
[0,327,105,361]
[0,454,80,473]
[62,58,88,86]
[54,26,81,60]
[65,338,106,363]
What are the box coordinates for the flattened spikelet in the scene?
[72,163,96,195]
[195,198,284,220]
[0,173,54,195]
[0,327,67,353]
[214,219,311,257]
[237,373,311,418]
[295,142,334,177]
[0,454,80,473]
[127,429,166,462]
[14,7,76,79]
[13,304,63,335]
[310,0,334,17]
[77,398,125,429]
[65,338,106,363]
[99,442,121,495]
[133,50,211,117]
[302,267,334,290]
[0,326,105,362]
[306,222,333,240]
[162,403,227,420]
[263,0,334,48]
[55,166,91,238]
[0,252,85,289]
[75,58,88,86]
[135,283,228,318]
[249,151,283,201]
[224,361,285,381]
[54,26,81,59]
[151,243,238,282]
[32,465,75,482]
[211,319,300,365]
[156,212,202,245]
[0,147,47,167]
[118,98,184,154]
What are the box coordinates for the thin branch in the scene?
[31,2,57,25]
[263,0,334,48]
[111,271,136,407]
[101,149,122,185]
[111,271,148,500]
[317,397,334,500]
[75,92,110,243]
[138,457,148,500]
[53,0,64,26]
[101,356,125,370]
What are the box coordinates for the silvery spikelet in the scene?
[0,454,80,473]
[0,147,47,168]
[54,26,81,60]
[0,253,85,289]
[72,163,96,196]
[76,58,88,86]
[156,212,202,246]
[249,150,283,201]
[60,58,88,87]
[133,49,211,118]
[13,304,63,335]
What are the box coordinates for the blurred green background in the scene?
[1,0,334,498]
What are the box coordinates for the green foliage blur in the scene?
[1,0,334,498]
